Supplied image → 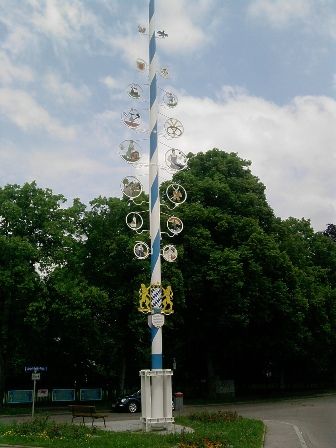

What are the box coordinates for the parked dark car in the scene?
[114,390,175,413]
[114,390,141,413]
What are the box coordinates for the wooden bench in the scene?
[68,405,108,427]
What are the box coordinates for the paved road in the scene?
[183,394,336,448]
[1,394,336,447]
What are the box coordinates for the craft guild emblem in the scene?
[127,83,143,100]
[162,244,178,262]
[160,67,169,78]
[166,183,187,205]
[121,176,142,199]
[134,241,149,259]
[122,108,141,129]
[136,58,147,72]
[119,140,141,163]
[157,30,168,38]
[165,148,187,171]
[126,212,143,231]
[164,118,184,138]
[167,216,183,235]
[163,91,178,108]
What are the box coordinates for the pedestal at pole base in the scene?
[140,417,174,432]
[140,369,174,432]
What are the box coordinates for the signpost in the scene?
[25,366,47,418]
[31,372,40,417]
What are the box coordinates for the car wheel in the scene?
[128,401,138,413]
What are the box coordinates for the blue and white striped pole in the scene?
[149,0,162,371]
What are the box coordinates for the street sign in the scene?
[32,373,40,381]
[25,366,47,372]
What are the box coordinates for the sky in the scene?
[0,0,336,231]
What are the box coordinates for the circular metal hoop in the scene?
[165,148,187,172]
[126,212,143,231]
[122,108,141,129]
[127,83,143,100]
[166,183,187,205]
[119,140,141,164]
[167,216,183,235]
[163,91,178,108]
[136,58,147,72]
[164,118,184,138]
[162,244,178,262]
[134,241,149,259]
[121,176,143,199]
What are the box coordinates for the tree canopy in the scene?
[1,151,336,400]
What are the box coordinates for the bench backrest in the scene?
[69,405,96,415]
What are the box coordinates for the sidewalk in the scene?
[263,420,307,448]
[86,419,193,433]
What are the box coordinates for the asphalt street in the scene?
[183,394,336,448]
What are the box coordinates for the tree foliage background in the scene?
[1,149,336,401]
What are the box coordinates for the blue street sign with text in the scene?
[25,366,48,372]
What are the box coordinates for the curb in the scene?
[262,421,267,447]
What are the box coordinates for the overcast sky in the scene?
[0,0,335,230]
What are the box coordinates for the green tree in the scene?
[0,235,40,401]
[83,196,151,391]
[172,150,310,395]
[0,182,89,399]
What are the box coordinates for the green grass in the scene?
[0,411,264,448]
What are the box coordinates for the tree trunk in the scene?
[0,289,11,407]
[0,352,5,406]
[119,355,126,394]
[207,353,217,398]
[279,366,285,390]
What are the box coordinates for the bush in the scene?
[0,416,97,441]
[178,439,226,447]
[188,410,242,423]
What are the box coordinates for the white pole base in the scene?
[140,369,174,431]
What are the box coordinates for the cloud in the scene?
[109,34,147,67]
[247,0,336,40]
[90,110,123,148]
[0,88,76,139]
[101,76,119,90]
[107,0,222,66]
[30,0,100,41]
[1,25,36,56]
[0,51,34,84]
[156,0,211,53]
[0,140,116,202]
[171,88,336,230]
[0,0,104,57]
[43,72,91,104]
[248,0,311,27]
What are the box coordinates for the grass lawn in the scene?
[0,411,264,448]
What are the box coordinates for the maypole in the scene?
[148,0,162,371]
[120,0,188,431]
